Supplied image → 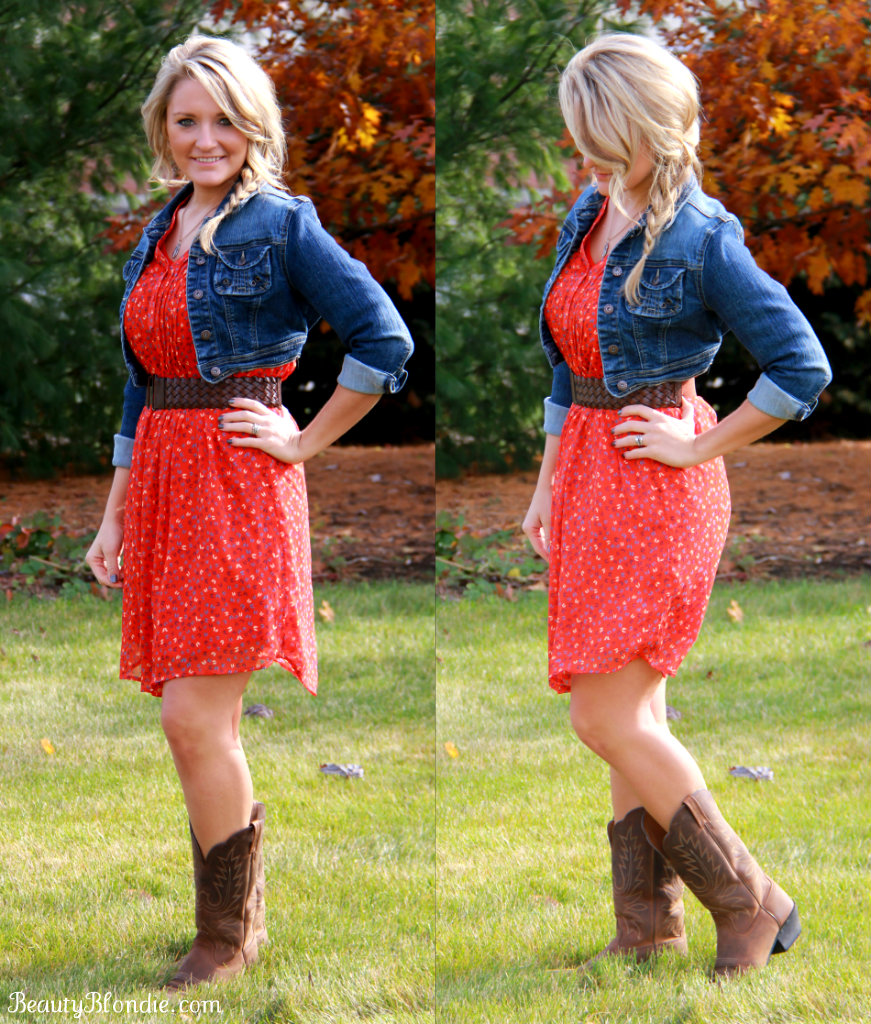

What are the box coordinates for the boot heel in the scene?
[770,903,800,955]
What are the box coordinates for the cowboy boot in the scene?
[584,806,688,967]
[165,815,262,992]
[657,790,801,976]
[249,802,267,948]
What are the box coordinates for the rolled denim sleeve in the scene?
[283,201,413,394]
[112,375,146,468]
[544,360,572,435]
[701,220,832,420]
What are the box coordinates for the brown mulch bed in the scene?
[1,440,868,587]
[436,440,871,581]
[0,444,434,584]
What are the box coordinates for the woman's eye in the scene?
[176,118,195,127]
[218,117,233,127]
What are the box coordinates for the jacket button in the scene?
[201,330,212,341]
[210,366,221,377]
[196,256,206,265]
[617,380,628,391]
[603,303,615,314]
[608,345,619,355]
[221,278,231,287]
[612,266,623,276]
[193,289,203,299]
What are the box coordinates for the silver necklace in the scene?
[600,204,646,256]
[171,205,216,259]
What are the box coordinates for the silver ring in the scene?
[251,422,260,438]
[635,434,644,446]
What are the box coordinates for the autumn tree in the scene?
[509,0,871,439]
[201,0,435,441]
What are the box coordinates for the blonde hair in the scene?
[141,34,287,252]
[559,34,702,305]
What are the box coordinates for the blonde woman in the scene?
[86,35,412,989]
[522,34,830,976]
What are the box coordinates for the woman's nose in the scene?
[196,123,216,150]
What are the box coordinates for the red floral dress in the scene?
[544,203,731,693]
[120,206,318,697]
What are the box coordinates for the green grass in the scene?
[436,578,871,1024]
[0,583,434,1024]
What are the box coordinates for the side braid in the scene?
[198,165,261,254]
[623,148,702,306]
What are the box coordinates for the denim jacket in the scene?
[541,180,832,434]
[113,182,413,467]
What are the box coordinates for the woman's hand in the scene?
[86,518,125,588]
[522,485,553,562]
[612,397,700,468]
[218,398,306,463]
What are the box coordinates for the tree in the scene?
[510,0,871,439]
[435,0,633,476]
[0,0,207,474]
[202,0,435,443]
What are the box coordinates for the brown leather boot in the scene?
[659,790,801,976]
[584,807,688,967]
[249,802,267,948]
[165,816,262,992]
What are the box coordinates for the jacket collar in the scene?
[144,178,241,239]
[571,174,700,245]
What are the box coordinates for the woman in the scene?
[522,34,830,977]
[86,36,412,990]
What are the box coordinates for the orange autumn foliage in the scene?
[508,0,871,321]
[212,0,434,300]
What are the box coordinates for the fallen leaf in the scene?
[726,599,744,623]
[319,763,363,778]
[318,599,335,623]
[243,703,274,719]
[41,738,55,755]
[444,741,459,759]
[729,765,774,781]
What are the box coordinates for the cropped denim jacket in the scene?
[541,180,832,434]
[113,182,413,466]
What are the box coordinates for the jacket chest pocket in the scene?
[624,266,685,319]
[213,245,272,296]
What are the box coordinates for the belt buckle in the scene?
[146,376,166,410]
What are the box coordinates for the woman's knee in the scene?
[161,694,228,763]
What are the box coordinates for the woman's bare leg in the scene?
[608,680,668,820]
[570,660,705,830]
[161,671,254,855]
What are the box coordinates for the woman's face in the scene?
[583,151,655,203]
[166,77,248,200]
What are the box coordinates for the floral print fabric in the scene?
[544,203,731,693]
[120,206,317,697]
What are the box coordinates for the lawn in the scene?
[436,578,871,1024]
[0,583,434,1024]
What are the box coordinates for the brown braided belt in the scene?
[146,375,282,410]
[570,373,684,409]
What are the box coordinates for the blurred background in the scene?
[0,0,434,477]
[436,0,871,476]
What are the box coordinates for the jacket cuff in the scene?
[747,372,816,421]
[543,397,569,436]
[337,353,407,395]
[113,434,135,469]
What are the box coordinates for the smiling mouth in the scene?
[193,156,224,164]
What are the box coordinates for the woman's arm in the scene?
[612,397,785,467]
[219,385,380,463]
[522,432,562,561]
[86,467,130,587]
